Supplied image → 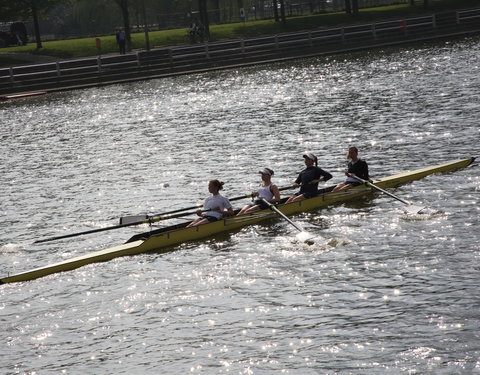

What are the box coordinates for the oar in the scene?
[35,186,296,244]
[260,199,314,244]
[33,210,200,244]
[119,185,295,224]
[349,175,426,214]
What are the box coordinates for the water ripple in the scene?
[1,36,480,374]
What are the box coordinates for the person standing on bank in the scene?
[286,153,333,203]
[332,146,369,191]
[187,179,234,227]
[237,168,281,215]
[116,28,126,54]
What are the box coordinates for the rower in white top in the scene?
[187,179,234,227]
[237,168,281,215]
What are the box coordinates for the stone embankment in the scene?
[1,8,479,97]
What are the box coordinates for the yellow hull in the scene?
[1,157,474,284]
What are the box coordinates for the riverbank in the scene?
[0,0,478,66]
[1,7,479,97]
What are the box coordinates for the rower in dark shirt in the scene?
[286,153,333,203]
[333,146,369,191]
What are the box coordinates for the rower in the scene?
[237,168,281,215]
[286,153,333,203]
[187,179,234,227]
[332,146,369,191]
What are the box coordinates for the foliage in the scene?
[0,0,68,21]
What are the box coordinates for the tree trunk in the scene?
[272,0,279,22]
[198,0,210,40]
[352,0,359,15]
[279,0,286,25]
[30,0,42,48]
[141,0,150,51]
[121,4,131,51]
[344,0,351,14]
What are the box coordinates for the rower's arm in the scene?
[270,184,281,203]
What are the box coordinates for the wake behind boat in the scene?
[0,157,475,285]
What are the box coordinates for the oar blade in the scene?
[119,215,149,225]
[404,204,426,215]
[259,199,315,245]
[296,231,315,245]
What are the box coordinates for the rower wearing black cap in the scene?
[286,153,333,203]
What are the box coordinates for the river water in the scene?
[1,36,479,374]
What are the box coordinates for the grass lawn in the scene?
[0,0,478,64]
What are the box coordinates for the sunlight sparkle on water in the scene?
[1,37,479,375]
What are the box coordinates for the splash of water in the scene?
[402,209,446,221]
[0,243,22,253]
[296,231,315,245]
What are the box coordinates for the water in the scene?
[1,37,479,374]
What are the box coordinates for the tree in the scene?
[0,0,66,48]
[0,0,30,19]
[409,0,429,6]
[198,0,209,39]
[30,0,42,48]
[352,0,358,15]
[272,0,279,22]
[279,0,286,25]
[68,0,120,37]
[344,0,358,15]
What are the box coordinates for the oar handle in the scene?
[349,175,412,206]
[145,186,294,221]
[146,185,294,218]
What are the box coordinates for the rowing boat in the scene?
[0,157,475,284]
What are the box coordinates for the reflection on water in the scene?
[1,36,479,373]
